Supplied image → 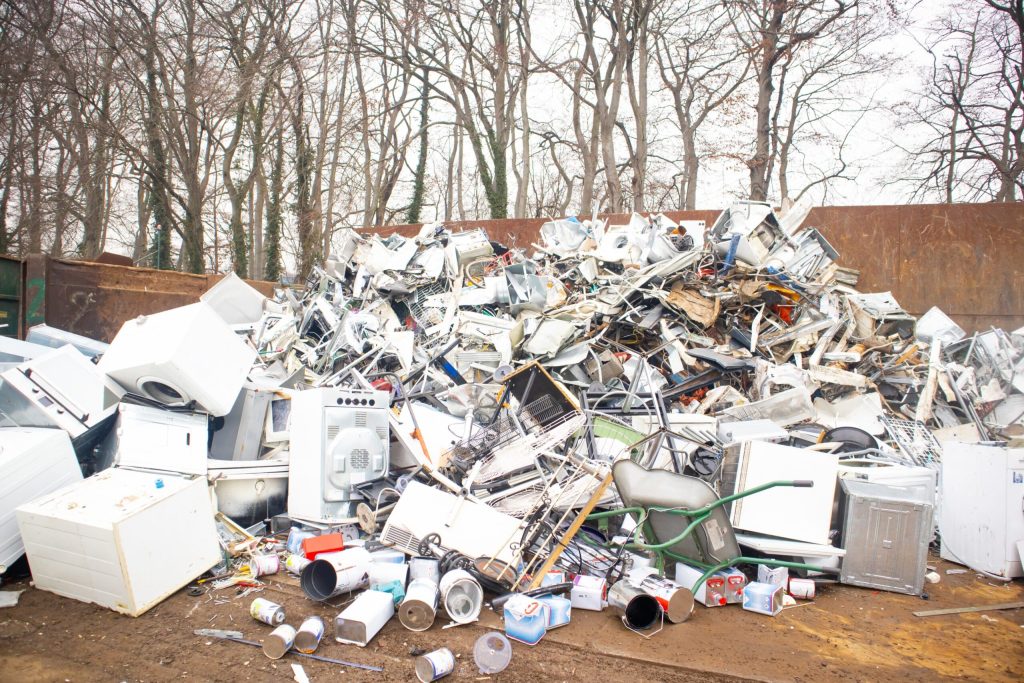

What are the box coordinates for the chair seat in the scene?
[612,459,741,565]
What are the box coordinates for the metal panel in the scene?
[840,479,933,595]
[0,255,22,338]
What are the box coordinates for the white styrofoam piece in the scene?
[16,468,221,616]
[0,429,82,572]
[99,302,256,416]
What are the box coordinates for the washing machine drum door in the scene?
[324,427,386,498]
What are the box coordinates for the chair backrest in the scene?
[612,459,741,566]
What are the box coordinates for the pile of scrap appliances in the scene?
[1,200,1021,679]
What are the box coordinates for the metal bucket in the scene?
[399,578,439,631]
[438,569,483,624]
[300,547,371,601]
[636,575,695,624]
[607,581,663,631]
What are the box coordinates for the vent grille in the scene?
[350,448,370,470]
[381,525,420,555]
[326,425,340,440]
[355,412,367,427]
[377,427,387,440]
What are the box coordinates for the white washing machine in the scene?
[99,302,255,416]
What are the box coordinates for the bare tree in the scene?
[727,0,858,202]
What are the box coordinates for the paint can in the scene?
[788,577,816,599]
[636,574,695,624]
[300,547,371,601]
[294,616,325,654]
[262,623,297,660]
[285,553,311,575]
[408,556,441,584]
[399,578,439,631]
[439,569,483,624]
[250,553,280,577]
[415,647,456,682]
[607,581,662,631]
[250,597,286,626]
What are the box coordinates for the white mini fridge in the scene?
[16,460,221,616]
[940,441,1024,578]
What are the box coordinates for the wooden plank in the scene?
[913,601,1024,618]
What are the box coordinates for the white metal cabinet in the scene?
[0,428,82,573]
[940,442,1024,578]
[16,468,221,616]
[721,441,839,545]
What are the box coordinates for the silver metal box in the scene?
[839,479,933,595]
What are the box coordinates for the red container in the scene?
[302,533,345,560]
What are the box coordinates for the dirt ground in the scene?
[1,553,1021,683]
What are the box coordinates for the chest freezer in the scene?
[0,345,123,453]
[1,428,82,573]
[16,466,221,616]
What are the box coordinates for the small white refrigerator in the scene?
[16,436,221,616]
[940,441,1024,579]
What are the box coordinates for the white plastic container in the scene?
[334,589,394,646]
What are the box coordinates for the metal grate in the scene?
[350,448,370,470]
[880,416,943,469]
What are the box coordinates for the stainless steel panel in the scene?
[840,479,933,595]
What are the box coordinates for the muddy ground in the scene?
[1,553,1021,683]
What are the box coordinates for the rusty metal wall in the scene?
[361,203,1024,333]
[24,255,276,342]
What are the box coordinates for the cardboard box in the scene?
[536,594,571,628]
[504,595,548,645]
[757,564,788,589]
[570,574,606,611]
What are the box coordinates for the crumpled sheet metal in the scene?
[246,202,1020,590]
